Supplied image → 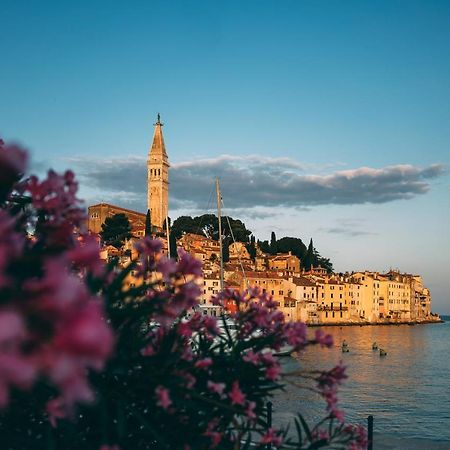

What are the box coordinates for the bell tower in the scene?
[147,113,169,229]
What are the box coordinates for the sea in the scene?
[273,318,450,449]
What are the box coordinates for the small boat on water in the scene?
[342,340,349,353]
[273,346,293,357]
[379,349,387,357]
[372,342,378,350]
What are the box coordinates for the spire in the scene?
[149,113,168,159]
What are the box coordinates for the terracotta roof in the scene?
[292,276,316,287]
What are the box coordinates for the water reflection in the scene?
[273,322,450,441]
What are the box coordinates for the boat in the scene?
[379,349,387,356]
[372,342,378,350]
[273,346,293,357]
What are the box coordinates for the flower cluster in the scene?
[0,141,113,415]
[0,139,366,450]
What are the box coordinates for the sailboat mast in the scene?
[216,178,224,291]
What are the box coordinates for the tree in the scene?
[145,209,152,237]
[246,234,257,259]
[277,236,307,261]
[99,213,132,249]
[258,239,270,254]
[169,231,177,259]
[303,238,314,270]
[270,231,278,255]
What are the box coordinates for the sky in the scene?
[1,0,450,312]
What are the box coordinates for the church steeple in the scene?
[147,113,169,229]
[149,113,168,159]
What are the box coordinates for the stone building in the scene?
[88,203,146,235]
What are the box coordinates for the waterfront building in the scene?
[351,272,381,322]
[315,277,350,323]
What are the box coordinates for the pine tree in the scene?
[145,209,152,237]
[269,231,278,255]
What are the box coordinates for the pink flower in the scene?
[177,322,193,338]
[207,381,225,395]
[68,235,104,277]
[155,385,172,410]
[245,401,256,420]
[195,358,213,369]
[46,397,67,428]
[312,429,329,441]
[229,381,246,406]
[260,428,282,446]
[176,249,203,277]
[243,350,260,365]
[265,365,280,381]
[156,256,177,281]
[204,419,222,447]
[53,302,114,367]
[314,329,333,348]
[0,310,25,344]
[284,321,307,348]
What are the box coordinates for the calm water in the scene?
[273,320,450,446]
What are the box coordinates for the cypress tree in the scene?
[269,231,278,255]
[145,209,151,237]
[303,238,314,270]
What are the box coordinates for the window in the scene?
[331,293,334,299]
[91,212,99,219]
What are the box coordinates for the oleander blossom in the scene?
[0,141,114,416]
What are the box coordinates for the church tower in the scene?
[147,113,169,229]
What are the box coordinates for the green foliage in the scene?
[276,237,307,261]
[258,239,270,254]
[270,231,278,255]
[172,214,253,263]
[145,209,151,237]
[246,235,257,259]
[99,213,132,249]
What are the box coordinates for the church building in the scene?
[88,114,169,235]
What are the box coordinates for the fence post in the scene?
[267,401,273,450]
[367,415,373,450]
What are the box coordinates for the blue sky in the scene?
[1,1,449,312]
